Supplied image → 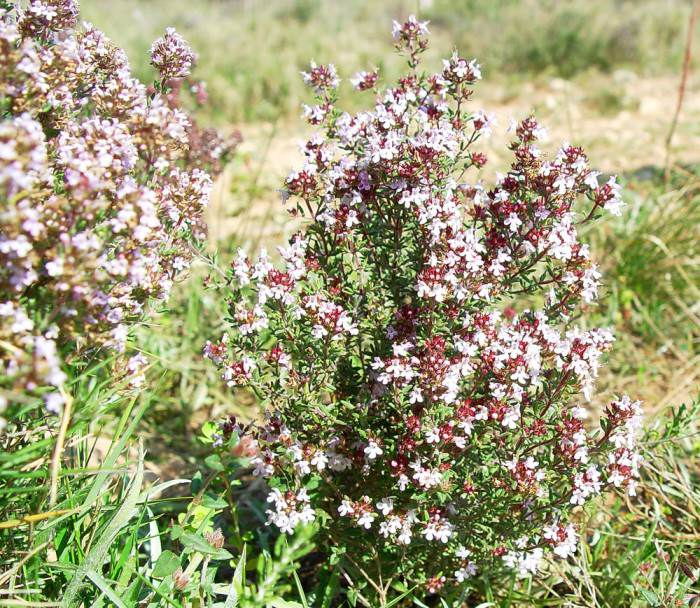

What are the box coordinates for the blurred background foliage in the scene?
[81,0,696,124]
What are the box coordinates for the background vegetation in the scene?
[82,0,697,124]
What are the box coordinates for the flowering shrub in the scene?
[208,16,642,597]
[0,0,238,429]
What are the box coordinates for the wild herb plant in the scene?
[0,0,237,430]
[208,16,644,600]
[2,3,698,607]
[0,2,242,604]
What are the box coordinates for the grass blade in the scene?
[86,569,129,608]
[61,441,145,607]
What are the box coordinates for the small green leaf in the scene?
[639,589,660,606]
[178,530,233,559]
[201,421,217,439]
[191,471,203,494]
[202,494,228,509]
[171,524,184,540]
[269,599,304,608]
[152,550,180,578]
[205,454,225,472]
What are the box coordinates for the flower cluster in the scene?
[17,0,78,40]
[0,1,237,429]
[266,488,316,534]
[150,26,197,81]
[209,17,639,597]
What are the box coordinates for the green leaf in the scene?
[321,579,341,608]
[292,570,308,608]
[178,530,233,559]
[171,524,184,540]
[81,399,146,512]
[639,589,660,606]
[269,599,304,608]
[202,494,228,509]
[143,479,190,501]
[385,586,415,608]
[191,471,204,494]
[152,550,181,578]
[223,545,246,608]
[201,421,218,439]
[205,454,225,472]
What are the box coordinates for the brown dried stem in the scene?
[664,0,700,182]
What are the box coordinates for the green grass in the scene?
[597,177,700,347]
[583,171,700,415]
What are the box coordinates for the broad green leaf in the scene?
[152,550,181,578]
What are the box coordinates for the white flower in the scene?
[455,562,477,582]
[310,451,328,471]
[603,176,625,216]
[544,522,578,559]
[397,526,413,545]
[456,546,471,559]
[422,520,453,543]
[425,427,441,444]
[364,440,383,460]
[376,497,393,516]
[338,499,354,516]
[503,546,544,577]
[356,511,376,529]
